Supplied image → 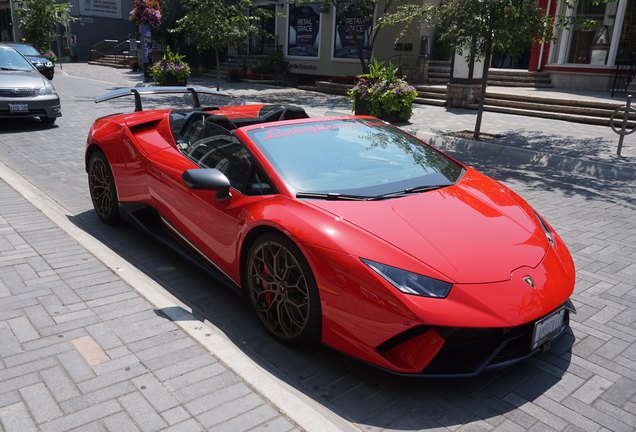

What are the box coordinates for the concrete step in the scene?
[470,104,636,128]
[416,91,447,101]
[486,91,623,110]
[88,60,129,69]
[414,97,445,106]
[295,80,633,127]
[415,85,446,93]
[483,97,634,119]
[314,81,351,95]
[429,78,451,85]
[488,81,554,88]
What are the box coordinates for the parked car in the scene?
[0,43,61,125]
[6,42,54,80]
[85,86,576,376]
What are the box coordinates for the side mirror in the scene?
[182,168,231,199]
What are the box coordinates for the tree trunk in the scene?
[215,49,221,91]
[473,38,492,141]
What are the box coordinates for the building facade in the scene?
[529,0,635,90]
[248,0,434,79]
[0,0,136,61]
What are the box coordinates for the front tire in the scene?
[246,232,321,345]
[88,150,121,225]
[40,116,56,125]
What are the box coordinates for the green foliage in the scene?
[149,46,191,84]
[42,49,57,63]
[348,59,417,122]
[153,0,188,47]
[16,0,75,52]
[173,0,258,53]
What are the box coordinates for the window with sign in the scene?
[287,3,321,58]
[566,0,616,65]
[333,0,373,59]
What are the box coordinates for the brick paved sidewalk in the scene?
[0,179,300,432]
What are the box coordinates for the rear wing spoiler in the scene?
[94,86,233,112]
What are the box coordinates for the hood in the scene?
[0,70,46,88]
[306,170,548,284]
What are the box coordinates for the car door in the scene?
[145,127,276,282]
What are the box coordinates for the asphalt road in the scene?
[1,63,635,432]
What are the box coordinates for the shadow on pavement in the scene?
[0,117,59,133]
[441,144,636,210]
[491,131,632,168]
[68,206,574,430]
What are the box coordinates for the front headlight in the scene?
[534,211,555,246]
[362,259,452,298]
[38,82,55,96]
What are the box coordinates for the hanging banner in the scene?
[79,0,122,19]
[333,1,373,59]
[287,3,321,57]
[140,23,151,64]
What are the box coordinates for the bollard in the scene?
[610,95,636,156]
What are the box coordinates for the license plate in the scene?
[531,308,565,350]
[9,103,29,113]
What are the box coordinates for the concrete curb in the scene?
[417,131,636,181]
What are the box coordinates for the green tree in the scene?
[153,0,188,48]
[386,0,547,139]
[174,0,263,90]
[385,0,610,140]
[17,0,75,52]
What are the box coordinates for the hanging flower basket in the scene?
[129,0,162,28]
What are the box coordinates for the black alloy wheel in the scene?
[246,232,321,345]
[88,150,121,225]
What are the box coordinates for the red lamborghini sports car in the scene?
[86,86,576,376]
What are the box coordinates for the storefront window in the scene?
[287,3,321,58]
[567,0,617,64]
[333,0,373,59]
[616,0,635,61]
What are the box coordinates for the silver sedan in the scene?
[0,43,61,125]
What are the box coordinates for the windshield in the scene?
[247,119,464,197]
[0,46,35,71]
[11,44,40,56]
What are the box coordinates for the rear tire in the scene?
[245,232,321,345]
[88,150,121,225]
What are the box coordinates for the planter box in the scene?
[380,111,404,123]
[157,75,188,86]
[354,96,371,115]
[354,96,409,123]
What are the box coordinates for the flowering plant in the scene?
[149,47,191,85]
[129,0,162,27]
[348,59,417,122]
[42,50,57,63]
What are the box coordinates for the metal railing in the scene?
[91,37,138,64]
[611,57,636,97]
[382,53,429,84]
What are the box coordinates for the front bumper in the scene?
[0,94,61,119]
[377,300,575,377]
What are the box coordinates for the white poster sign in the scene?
[79,0,122,19]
